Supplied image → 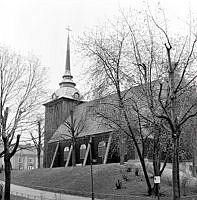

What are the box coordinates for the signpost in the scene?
[154,176,160,200]
[89,140,94,200]
[154,176,160,184]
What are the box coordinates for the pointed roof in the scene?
[65,34,71,73]
[52,29,81,100]
[59,31,76,88]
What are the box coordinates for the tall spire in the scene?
[52,28,82,100]
[65,26,71,75]
[59,27,76,88]
[65,33,70,73]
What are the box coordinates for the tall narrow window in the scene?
[80,144,86,159]
[64,147,69,161]
[28,158,33,163]
[98,141,106,158]
[18,157,22,163]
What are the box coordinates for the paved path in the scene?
[0,181,97,200]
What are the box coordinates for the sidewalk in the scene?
[0,181,97,200]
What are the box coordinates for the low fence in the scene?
[181,196,197,200]
[10,191,197,200]
[10,192,155,200]
[11,191,63,200]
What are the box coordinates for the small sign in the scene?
[154,176,160,184]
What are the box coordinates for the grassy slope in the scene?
[0,163,173,199]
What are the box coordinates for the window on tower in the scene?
[73,92,80,99]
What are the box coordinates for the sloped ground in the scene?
[1,161,196,199]
[128,160,197,197]
[0,162,174,199]
[3,160,197,199]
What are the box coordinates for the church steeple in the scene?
[59,29,76,88]
[65,34,70,73]
[52,28,81,101]
[52,28,82,100]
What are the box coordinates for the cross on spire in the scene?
[66,26,72,34]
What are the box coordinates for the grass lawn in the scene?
[0,162,188,200]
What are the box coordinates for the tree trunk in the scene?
[172,137,180,200]
[4,155,11,200]
[139,155,153,195]
[192,149,197,177]
[119,134,125,165]
[125,116,152,195]
[116,82,152,195]
[177,137,180,196]
[118,95,152,195]
[72,138,76,167]
[37,149,41,168]
[192,131,197,177]
[152,130,161,196]
[133,131,152,195]
[37,120,41,169]
[153,184,159,197]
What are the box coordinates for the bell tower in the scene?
[43,29,82,168]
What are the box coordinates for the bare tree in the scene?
[62,103,87,166]
[80,23,154,195]
[30,118,44,168]
[122,10,197,199]
[80,9,197,199]
[0,47,47,200]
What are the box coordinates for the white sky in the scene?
[0,0,197,96]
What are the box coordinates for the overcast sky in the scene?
[0,0,196,96]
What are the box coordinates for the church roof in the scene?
[48,101,114,143]
[48,81,155,144]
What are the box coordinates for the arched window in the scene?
[98,141,106,158]
[64,146,70,161]
[80,144,86,159]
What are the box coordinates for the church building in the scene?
[43,33,138,168]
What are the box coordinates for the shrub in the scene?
[127,167,132,172]
[115,179,122,189]
[122,174,128,181]
[135,168,139,176]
